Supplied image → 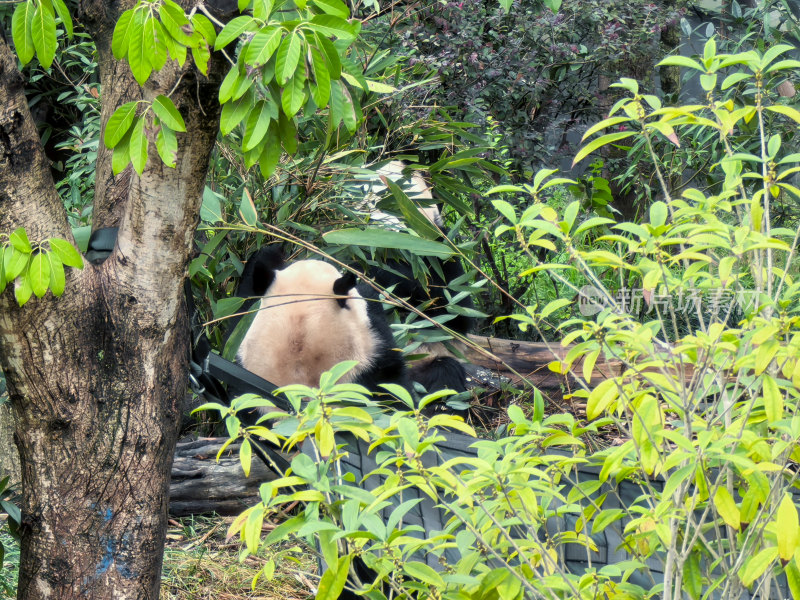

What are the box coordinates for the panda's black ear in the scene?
[332,272,357,309]
[240,247,284,297]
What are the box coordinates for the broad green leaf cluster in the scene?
[488,40,800,597]
[201,365,617,600]
[0,228,84,307]
[12,0,73,69]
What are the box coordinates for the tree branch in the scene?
[0,40,71,242]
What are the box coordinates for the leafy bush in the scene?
[208,42,800,600]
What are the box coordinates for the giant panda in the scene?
[234,247,466,398]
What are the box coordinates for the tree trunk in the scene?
[0,399,20,485]
[0,1,233,597]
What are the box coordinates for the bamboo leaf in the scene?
[323,228,453,257]
[239,189,258,226]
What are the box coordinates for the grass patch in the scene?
[1,514,315,599]
[161,515,316,600]
[0,523,19,600]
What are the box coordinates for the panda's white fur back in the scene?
[237,260,376,388]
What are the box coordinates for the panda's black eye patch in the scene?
[332,272,357,309]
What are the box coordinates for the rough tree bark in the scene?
[0,1,235,598]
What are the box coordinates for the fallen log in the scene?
[458,335,695,395]
[170,437,285,516]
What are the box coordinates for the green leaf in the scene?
[403,561,444,588]
[104,101,138,148]
[31,2,57,69]
[245,27,282,67]
[128,9,153,86]
[657,54,704,70]
[5,247,29,282]
[129,117,148,175]
[309,14,355,40]
[239,438,252,478]
[281,72,306,117]
[191,13,216,46]
[275,33,302,86]
[15,273,32,307]
[713,486,740,530]
[48,252,65,296]
[242,100,273,151]
[766,105,800,125]
[152,95,186,131]
[314,32,341,78]
[572,131,633,166]
[144,15,167,71]
[12,1,36,65]
[10,227,32,254]
[311,0,349,18]
[155,123,178,167]
[323,228,454,257]
[191,43,210,75]
[258,122,281,178]
[29,252,50,298]
[158,0,193,47]
[200,187,223,223]
[338,82,358,133]
[111,128,132,175]
[48,238,84,268]
[762,374,783,424]
[219,64,253,103]
[215,15,256,50]
[0,248,6,294]
[777,493,799,561]
[220,90,254,136]
[310,46,330,107]
[383,177,440,240]
[738,547,778,587]
[277,110,297,153]
[253,0,275,19]
[239,190,258,226]
[317,556,351,600]
[649,201,668,227]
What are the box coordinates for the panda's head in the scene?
[237,249,377,388]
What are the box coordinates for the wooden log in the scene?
[458,335,694,394]
[170,437,284,516]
